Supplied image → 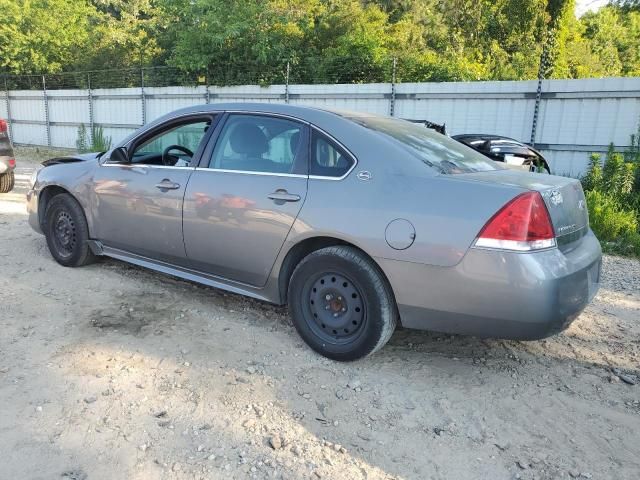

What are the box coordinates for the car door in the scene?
[93,115,216,264]
[182,113,309,286]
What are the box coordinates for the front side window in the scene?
[209,115,304,174]
[310,130,354,178]
[131,120,211,167]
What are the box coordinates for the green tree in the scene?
[80,0,162,71]
[0,0,163,76]
[580,6,640,77]
[159,0,314,84]
[0,0,94,74]
[2,0,640,85]
[302,0,392,82]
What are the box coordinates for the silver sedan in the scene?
[26,103,602,361]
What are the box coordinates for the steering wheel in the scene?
[162,145,194,166]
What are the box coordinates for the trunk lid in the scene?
[457,170,589,247]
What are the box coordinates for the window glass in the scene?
[349,116,502,174]
[209,115,302,174]
[131,121,210,167]
[310,130,354,177]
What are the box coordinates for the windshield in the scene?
[349,116,503,174]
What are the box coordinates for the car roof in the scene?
[152,102,373,123]
[135,103,386,146]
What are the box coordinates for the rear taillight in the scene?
[8,158,15,168]
[475,191,555,251]
[0,119,7,133]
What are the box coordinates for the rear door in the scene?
[182,113,309,286]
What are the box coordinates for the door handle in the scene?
[155,179,181,190]
[268,190,301,203]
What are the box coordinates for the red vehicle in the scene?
[0,119,15,193]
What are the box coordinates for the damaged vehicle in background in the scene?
[413,120,552,173]
[453,134,551,174]
[0,119,16,193]
[26,104,599,361]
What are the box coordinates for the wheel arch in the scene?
[38,185,79,231]
[276,235,401,325]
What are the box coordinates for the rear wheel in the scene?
[0,171,14,193]
[288,246,397,361]
[44,193,96,267]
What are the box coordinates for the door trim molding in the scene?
[193,167,307,178]
[101,163,196,170]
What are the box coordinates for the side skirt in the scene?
[93,242,275,303]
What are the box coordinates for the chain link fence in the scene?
[1,58,401,91]
[0,59,404,150]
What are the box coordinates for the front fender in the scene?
[33,160,99,236]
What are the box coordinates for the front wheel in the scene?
[288,246,397,361]
[44,193,96,267]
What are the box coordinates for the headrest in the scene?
[229,123,268,155]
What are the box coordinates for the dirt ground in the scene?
[1,147,639,480]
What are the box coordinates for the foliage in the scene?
[585,189,638,241]
[0,0,93,74]
[582,135,640,257]
[1,1,639,83]
[91,125,113,152]
[76,124,112,153]
[625,121,640,193]
[580,5,640,77]
[78,0,161,72]
[0,0,159,76]
[581,153,603,192]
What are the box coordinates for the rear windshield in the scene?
[349,116,503,174]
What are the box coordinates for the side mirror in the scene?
[109,146,130,164]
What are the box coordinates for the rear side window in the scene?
[310,130,354,178]
[349,116,502,174]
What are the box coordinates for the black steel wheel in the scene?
[44,193,96,267]
[51,210,76,258]
[304,272,367,345]
[288,246,397,361]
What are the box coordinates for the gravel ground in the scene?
[1,148,639,480]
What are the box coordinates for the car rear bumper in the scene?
[26,188,43,234]
[377,230,602,340]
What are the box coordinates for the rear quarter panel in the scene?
[291,171,526,268]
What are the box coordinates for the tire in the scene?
[0,171,14,193]
[288,246,397,361]
[44,193,96,267]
